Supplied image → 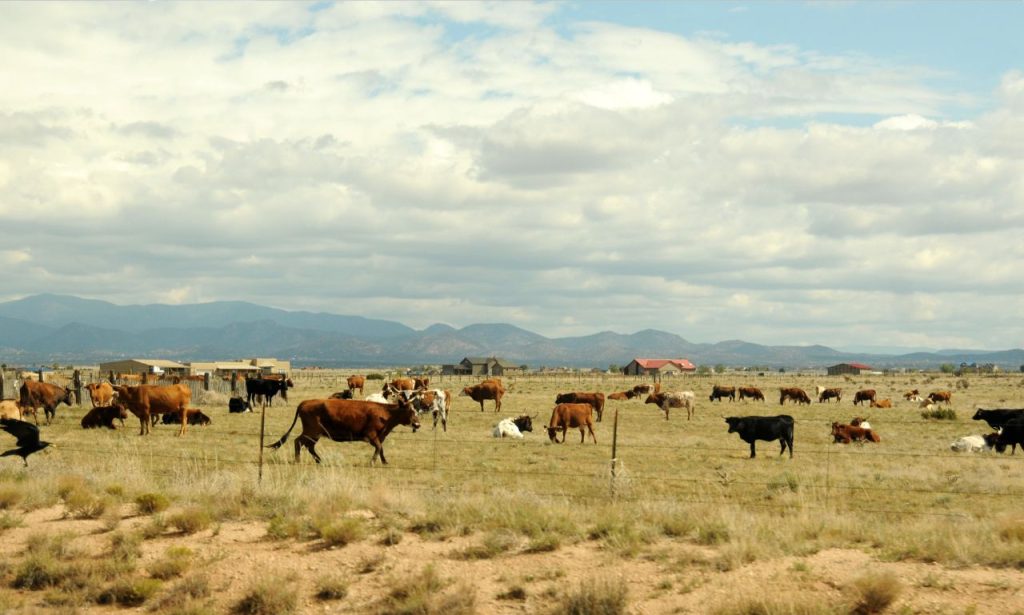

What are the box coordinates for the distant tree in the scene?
[939,363,956,374]
[696,365,711,375]
[608,364,620,374]
[713,364,726,374]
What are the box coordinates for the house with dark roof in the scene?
[622,358,696,376]
[827,362,872,376]
[441,357,526,376]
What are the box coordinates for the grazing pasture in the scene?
[1,370,1024,613]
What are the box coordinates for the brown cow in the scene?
[81,405,128,430]
[346,375,366,395]
[413,377,430,390]
[19,380,74,425]
[738,386,765,402]
[555,392,605,422]
[85,382,114,408]
[460,381,505,412]
[382,378,416,398]
[818,388,842,403]
[870,398,892,409]
[608,391,634,401]
[0,400,22,420]
[853,389,876,406]
[831,422,880,444]
[547,403,597,444]
[112,384,191,436]
[266,397,420,464]
[709,385,736,402]
[779,387,811,405]
[903,388,920,401]
[928,390,953,405]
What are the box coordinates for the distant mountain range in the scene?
[1,294,1022,370]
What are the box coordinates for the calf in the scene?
[709,385,736,402]
[493,415,534,439]
[644,391,696,420]
[972,408,1024,431]
[870,398,892,409]
[818,387,842,403]
[161,408,212,426]
[554,392,605,422]
[330,390,355,400]
[547,403,596,444]
[995,419,1024,455]
[950,434,1000,453]
[228,397,252,413]
[738,386,765,402]
[831,422,880,444]
[81,405,129,429]
[779,387,811,405]
[853,389,876,406]
[724,415,794,459]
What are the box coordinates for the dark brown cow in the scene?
[738,386,765,402]
[19,380,74,425]
[831,422,880,443]
[779,387,811,405]
[413,377,430,390]
[928,390,953,405]
[112,384,191,436]
[818,387,842,403]
[85,382,114,408]
[346,375,366,395]
[709,385,736,402]
[266,397,420,465]
[554,392,605,422]
[853,389,876,406]
[460,381,505,412]
[161,408,212,426]
[547,403,596,444]
[81,405,128,430]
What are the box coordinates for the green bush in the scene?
[135,492,171,514]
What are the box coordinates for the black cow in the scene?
[245,377,292,409]
[995,418,1024,455]
[330,390,355,400]
[161,409,211,426]
[228,397,251,413]
[512,415,533,433]
[972,408,1024,431]
[724,415,794,459]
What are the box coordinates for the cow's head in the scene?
[725,417,741,433]
[459,387,472,397]
[513,415,533,433]
[547,426,559,442]
[60,387,75,406]
[554,393,573,404]
[644,394,660,405]
[971,409,985,421]
[830,422,843,436]
[394,397,420,432]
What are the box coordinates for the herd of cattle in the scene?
[3,376,1024,466]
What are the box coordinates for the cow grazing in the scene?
[724,415,794,459]
[245,377,292,409]
[950,434,1000,453]
[84,382,114,408]
[228,397,252,413]
[460,381,505,412]
[19,381,74,425]
[161,408,212,426]
[80,405,128,430]
[547,403,596,444]
[853,389,876,406]
[554,392,606,422]
[1,400,23,420]
[928,391,953,405]
[112,384,191,436]
[644,391,696,420]
[818,388,842,403]
[995,419,1024,455]
[346,375,366,395]
[493,415,534,439]
[709,385,736,402]
[779,387,811,405]
[330,390,355,400]
[831,422,880,444]
[266,397,420,465]
[738,387,765,402]
[870,398,893,409]
[972,408,1024,431]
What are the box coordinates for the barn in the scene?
[827,362,872,376]
[98,359,188,378]
[622,358,696,377]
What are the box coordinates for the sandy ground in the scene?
[2,504,1023,614]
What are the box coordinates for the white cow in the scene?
[950,434,999,453]
[645,391,696,420]
[414,389,451,432]
[492,415,534,439]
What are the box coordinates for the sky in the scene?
[2,1,1023,352]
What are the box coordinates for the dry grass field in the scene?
[2,370,1024,614]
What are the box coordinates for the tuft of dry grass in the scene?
[95,577,162,607]
[148,546,194,580]
[453,531,518,560]
[314,574,349,601]
[551,577,628,615]
[377,564,475,615]
[846,571,902,615]
[0,485,25,509]
[233,574,298,615]
[315,516,365,548]
[135,491,171,514]
[168,506,213,535]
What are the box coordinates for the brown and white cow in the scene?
[853,389,877,406]
[267,397,420,464]
[645,391,696,420]
[112,384,191,436]
[19,380,75,425]
[460,381,505,412]
[831,421,880,444]
[903,389,920,401]
[547,403,597,444]
[554,392,605,422]
[346,375,366,395]
[779,387,811,405]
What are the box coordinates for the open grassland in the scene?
[2,370,1024,613]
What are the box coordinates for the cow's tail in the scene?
[266,404,301,450]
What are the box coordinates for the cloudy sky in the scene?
[2,2,1023,352]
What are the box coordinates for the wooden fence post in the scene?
[0,370,5,399]
[203,373,210,391]
[610,405,620,498]
[37,368,44,383]
[231,371,237,394]
[72,370,82,405]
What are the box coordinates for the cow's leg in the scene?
[293,437,303,462]
[139,413,148,435]
[177,408,187,437]
[749,441,757,458]
[368,435,386,465]
[478,400,484,412]
[587,424,597,444]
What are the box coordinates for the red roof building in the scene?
[623,358,696,376]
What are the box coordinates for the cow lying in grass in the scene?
[493,415,534,438]
[831,422,880,444]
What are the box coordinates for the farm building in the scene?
[187,358,290,378]
[826,362,872,376]
[98,359,188,377]
[441,357,526,376]
[622,358,696,377]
